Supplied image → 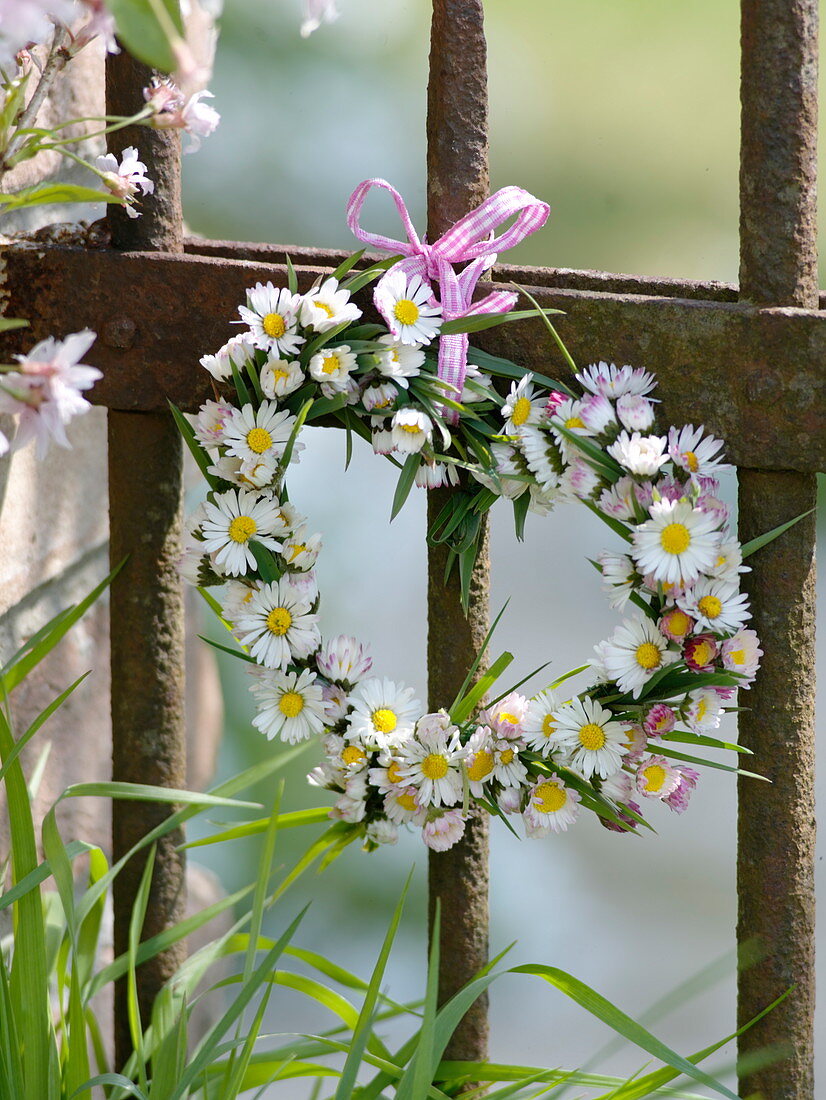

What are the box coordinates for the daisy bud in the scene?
[422,810,466,851]
[616,393,655,432]
[683,633,720,672]
[643,703,676,737]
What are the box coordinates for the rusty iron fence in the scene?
[0,0,822,1095]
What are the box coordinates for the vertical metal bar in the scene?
[737,3,818,1097]
[105,51,187,1067]
[426,0,490,1066]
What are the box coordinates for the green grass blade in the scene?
[0,675,90,789]
[181,807,331,850]
[391,453,421,521]
[450,651,514,725]
[741,508,814,559]
[395,902,441,1100]
[168,400,219,490]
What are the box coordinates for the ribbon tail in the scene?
[436,331,469,426]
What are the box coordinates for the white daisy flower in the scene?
[347,677,421,750]
[502,375,544,433]
[369,751,407,794]
[668,424,731,478]
[632,498,721,586]
[576,362,656,399]
[492,740,529,787]
[422,810,466,851]
[415,461,460,490]
[200,489,286,577]
[678,577,750,634]
[391,407,433,453]
[238,282,304,356]
[384,785,427,826]
[280,525,322,571]
[598,552,637,611]
[234,580,321,669]
[200,333,255,382]
[635,754,682,800]
[518,426,562,496]
[557,457,601,503]
[482,692,529,740]
[721,629,762,685]
[372,426,395,455]
[522,690,562,756]
[464,727,497,797]
[362,381,399,414]
[375,335,425,388]
[192,399,235,448]
[397,726,466,807]
[551,697,627,779]
[600,617,679,698]
[606,431,669,477]
[250,667,326,742]
[322,683,349,724]
[550,398,594,463]
[579,393,617,434]
[523,777,581,837]
[326,735,370,773]
[708,536,749,585]
[366,819,399,846]
[222,401,297,465]
[616,393,656,432]
[460,363,493,403]
[472,442,532,499]
[375,270,443,345]
[208,453,279,491]
[684,689,723,733]
[599,475,642,521]
[308,344,358,392]
[600,769,636,808]
[300,277,362,332]
[261,358,305,400]
[331,775,368,823]
[316,634,373,688]
[274,501,304,532]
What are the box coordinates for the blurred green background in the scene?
[180,1,825,1092]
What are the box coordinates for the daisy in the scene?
[523,777,581,837]
[308,344,358,391]
[502,375,544,433]
[221,578,260,624]
[234,580,321,669]
[708,536,748,585]
[643,703,676,737]
[238,282,304,357]
[664,765,700,814]
[659,606,695,644]
[280,525,322,570]
[557,457,601,504]
[549,398,594,462]
[284,567,319,604]
[601,617,679,697]
[384,786,427,826]
[632,498,721,586]
[635,754,682,800]
[372,426,394,455]
[522,690,562,756]
[375,270,443,345]
[208,453,278,490]
[668,425,731,478]
[348,677,421,750]
[464,727,497,797]
[415,461,459,489]
[551,697,627,779]
[325,735,370,773]
[683,689,723,733]
[397,725,465,807]
[422,810,466,851]
[369,751,407,794]
[222,401,297,465]
[622,723,648,760]
[366,819,399,846]
[391,407,433,453]
[616,393,656,432]
[492,740,529,787]
[200,334,255,383]
[331,774,368,822]
[472,442,532,499]
[250,667,326,742]
[576,362,656,399]
[200,489,286,577]
[362,382,399,414]
[599,475,643,521]
[192,399,235,448]
[482,692,529,740]
[95,146,154,217]
[375,335,425,387]
[683,633,720,673]
[300,277,361,331]
[678,577,750,633]
[316,634,373,688]
[579,393,616,434]
[721,629,762,685]
[606,431,669,477]
[518,426,562,495]
[261,358,305,400]
[598,552,637,611]
[322,682,349,724]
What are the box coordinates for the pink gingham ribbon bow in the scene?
[346,178,550,417]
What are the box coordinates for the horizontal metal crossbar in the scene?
[2,238,824,471]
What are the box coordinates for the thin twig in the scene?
[4,26,71,168]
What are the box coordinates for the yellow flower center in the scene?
[691,640,715,666]
[541,714,556,738]
[565,416,585,429]
[278,691,304,718]
[696,697,708,720]
[286,542,307,563]
[266,607,292,635]
[421,753,449,780]
[228,515,257,543]
[393,298,420,326]
[499,748,515,765]
[665,609,692,638]
[313,299,334,317]
[642,764,667,792]
[728,647,746,666]
[511,396,532,427]
[467,750,494,782]
[342,744,366,766]
[400,423,423,434]
[698,595,722,620]
[372,708,398,735]
[498,711,519,726]
[635,642,662,670]
[272,368,290,385]
[246,427,273,454]
[321,354,340,375]
[682,450,699,472]
[534,782,567,813]
[660,522,691,555]
[397,791,419,812]
[386,760,403,784]
[262,312,286,338]
[578,722,606,751]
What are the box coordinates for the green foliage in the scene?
[106,0,185,73]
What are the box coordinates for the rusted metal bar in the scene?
[2,245,825,471]
[737,2,819,1097]
[426,0,490,1067]
[105,51,187,1067]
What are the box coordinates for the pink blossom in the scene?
[683,633,720,673]
[95,147,154,218]
[545,390,567,416]
[422,810,466,852]
[643,703,676,737]
[144,79,220,153]
[616,393,655,432]
[664,766,700,814]
[301,0,339,37]
[659,607,695,643]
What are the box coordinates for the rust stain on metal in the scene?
[737,2,819,1098]
[426,0,491,1069]
[106,49,187,1069]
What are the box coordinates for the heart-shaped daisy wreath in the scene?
[177,180,765,854]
